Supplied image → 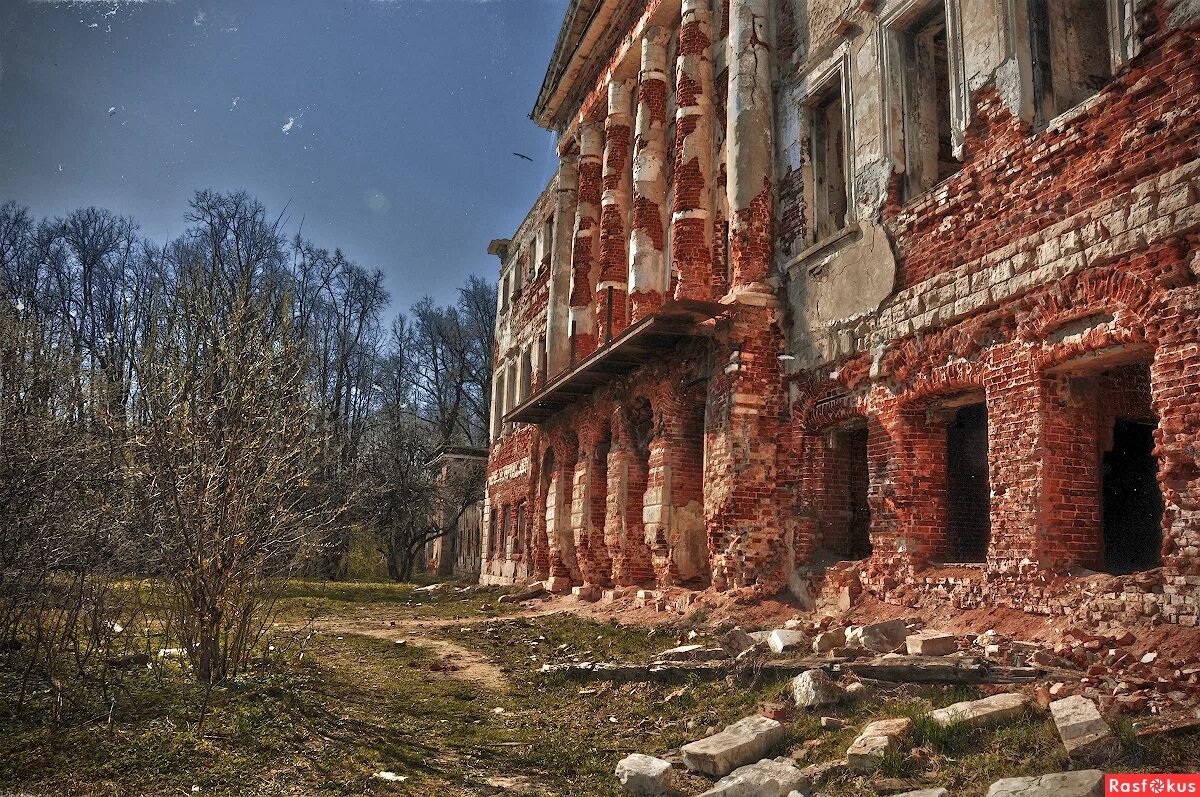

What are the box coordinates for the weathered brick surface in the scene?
[483,0,1200,626]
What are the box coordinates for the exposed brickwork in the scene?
[486,0,1200,629]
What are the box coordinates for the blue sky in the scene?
[0,0,567,310]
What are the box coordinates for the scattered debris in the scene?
[1049,695,1120,762]
[791,669,845,709]
[614,753,673,795]
[846,717,912,773]
[681,715,786,777]
[371,771,408,782]
[697,757,809,797]
[929,693,1029,728]
[985,770,1103,797]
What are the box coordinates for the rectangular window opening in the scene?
[900,3,961,200]
[1028,0,1115,125]
[514,500,526,555]
[810,80,848,243]
[946,402,990,563]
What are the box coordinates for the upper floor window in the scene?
[896,2,962,200]
[808,76,849,243]
[1027,0,1130,126]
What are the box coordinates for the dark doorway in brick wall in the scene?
[828,423,872,560]
[1102,419,1163,574]
[946,402,990,562]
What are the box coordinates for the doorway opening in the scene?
[946,402,990,562]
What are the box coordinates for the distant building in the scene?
[482,0,1200,626]
[424,446,487,580]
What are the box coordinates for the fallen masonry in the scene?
[696,758,809,797]
[905,631,958,657]
[929,693,1029,728]
[846,717,913,773]
[791,669,845,709]
[985,770,1105,797]
[1049,695,1120,763]
[614,753,673,796]
[680,715,786,777]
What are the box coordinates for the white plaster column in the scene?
[726,0,775,292]
[597,78,635,342]
[629,26,671,322]
[547,154,578,377]
[569,123,603,362]
[671,0,716,302]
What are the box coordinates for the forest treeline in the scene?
[0,191,494,688]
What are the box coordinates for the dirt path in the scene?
[309,609,566,693]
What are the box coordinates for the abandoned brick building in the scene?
[482,0,1200,626]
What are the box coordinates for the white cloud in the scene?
[281,117,295,134]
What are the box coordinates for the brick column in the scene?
[1036,373,1104,570]
[545,453,581,593]
[570,123,603,363]
[547,155,578,377]
[670,0,716,302]
[645,392,708,588]
[607,409,654,586]
[571,427,615,588]
[1151,314,1200,625]
[597,79,634,343]
[629,27,670,322]
[726,0,775,293]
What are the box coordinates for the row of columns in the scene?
[553,0,723,370]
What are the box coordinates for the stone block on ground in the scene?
[498,582,547,604]
[985,770,1104,797]
[894,790,948,797]
[791,669,845,709]
[656,644,729,662]
[697,758,810,797]
[1049,695,1120,762]
[614,753,673,795]
[846,717,912,773]
[905,631,958,656]
[721,628,762,657]
[846,619,908,653]
[813,628,846,653]
[681,715,786,777]
[571,584,599,601]
[767,629,809,655]
[930,693,1028,728]
[545,575,572,594]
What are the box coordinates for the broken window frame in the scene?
[805,70,851,245]
[881,0,969,203]
[799,52,855,250]
[1015,0,1136,129]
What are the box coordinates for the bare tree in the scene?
[127,193,335,683]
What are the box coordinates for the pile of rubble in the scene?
[541,614,1200,731]
[613,678,1116,795]
[586,616,1195,796]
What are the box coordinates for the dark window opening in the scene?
[900,3,962,200]
[811,80,848,242]
[1029,0,1114,125]
[1102,419,1163,574]
[946,402,990,562]
[513,499,526,554]
[499,504,510,555]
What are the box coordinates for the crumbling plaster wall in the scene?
[779,0,1200,625]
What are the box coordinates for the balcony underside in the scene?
[503,299,726,425]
